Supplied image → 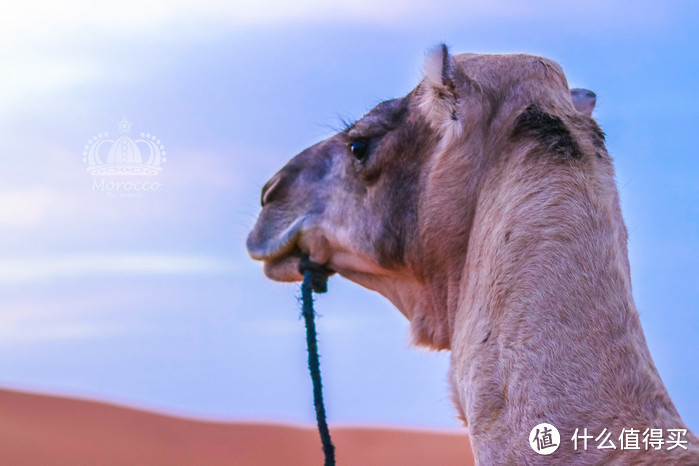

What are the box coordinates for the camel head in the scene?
[247,45,599,349]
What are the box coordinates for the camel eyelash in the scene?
[339,116,357,132]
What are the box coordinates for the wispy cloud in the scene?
[0,54,103,114]
[1,0,672,45]
[0,253,235,285]
[0,298,126,346]
[0,1,674,119]
[0,317,118,346]
[0,188,77,228]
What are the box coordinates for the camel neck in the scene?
[448,163,692,462]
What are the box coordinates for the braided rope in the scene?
[299,256,335,466]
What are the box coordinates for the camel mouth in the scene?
[262,246,336,283]
[247,217,304,262]
[262,247,305,282]
[248,228,305,282]
[247,217,335,282]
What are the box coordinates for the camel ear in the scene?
[424,43,455,90]
[571,88,596,116]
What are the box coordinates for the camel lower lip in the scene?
[262,249,336,283]
[262,250,304,282]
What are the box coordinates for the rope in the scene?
[299,256,335,466]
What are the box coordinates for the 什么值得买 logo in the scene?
[530,423,560,455]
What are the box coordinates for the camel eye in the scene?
[349,140,369,162]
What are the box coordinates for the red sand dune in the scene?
[0,388,474,465]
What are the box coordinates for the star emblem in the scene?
[118,117,133,134]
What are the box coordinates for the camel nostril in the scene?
[261,172,283,207]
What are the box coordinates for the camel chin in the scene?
[263,253,304,282]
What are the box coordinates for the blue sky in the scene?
[0,1,697,431]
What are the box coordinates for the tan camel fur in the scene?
[247,45,698,464]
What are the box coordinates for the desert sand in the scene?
[0,388,474,465]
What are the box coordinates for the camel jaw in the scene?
[262,250,305,282]
[247,216,336,282]
[260,249,336,283]
[246,215,302,280]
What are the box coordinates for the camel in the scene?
[246,45,698,464]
